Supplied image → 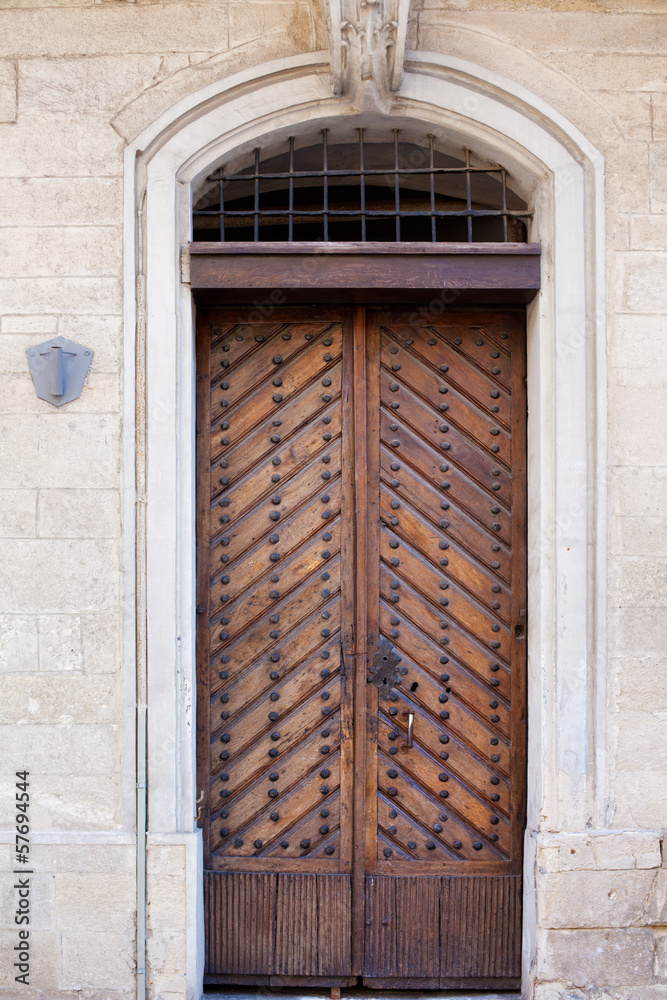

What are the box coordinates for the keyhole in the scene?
[410,682,419,692]
[382,676,389,686]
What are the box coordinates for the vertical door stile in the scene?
[338,309,356,881]
[363,305,382,945]
[351,305,369,974]
[509,314,528,863]
[196,318,212,866]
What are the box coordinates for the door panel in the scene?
[363,308,526,983]
[197,305,526,987]
[197,311,356,980]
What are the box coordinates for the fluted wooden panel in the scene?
[365,874,521,980]
[365,875,440,978]
[441,875,521,978]
[204,871,276,974]
[274,873,352,976]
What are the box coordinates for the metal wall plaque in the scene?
[27,336,93,407]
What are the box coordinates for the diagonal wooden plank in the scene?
[211,363,342,470]
[377,734,510,859]
[212,478,341,590]
[212,739,342,856]
[380,323,512,423]
[380,334,510,445]
[212,643,341,752]
[376,734,505,863]
[210,547,341,660]
[380,320,512,391]
[377,715,511,843]
[261,791,342,860]
[380,401,512,533]
[380,528,509,634]
[374,642,509,785]
[377,688,511,822]
[211,321,342,412]
[380,446,511,582]
[211,566,341,682]
[378,793,459,862]
[376,508,510,673]
[211,403,341,514]
[379,601,510,752]
[212,324,343,426]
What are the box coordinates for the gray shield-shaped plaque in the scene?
[27,336,93,407]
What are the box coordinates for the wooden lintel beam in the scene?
[187,242,541,292]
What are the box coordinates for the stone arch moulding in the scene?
[121,50,607,999]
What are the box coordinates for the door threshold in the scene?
[203,991,522,999]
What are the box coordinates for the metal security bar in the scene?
[193,129,532,243]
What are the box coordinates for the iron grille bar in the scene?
[323,128,329,242]
[194,208,531,219]
[393,128,400,242]
[288,136,295,242]
[207,165,511,181]
[193,128,532,243]
[465,147,472,242]
[428,133,436,243]
[253,147,260,242]
[359,128,366,241]
[219,173,225,242]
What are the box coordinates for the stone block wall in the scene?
[0,0,665,997]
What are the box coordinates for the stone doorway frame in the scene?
[121,51,607,999]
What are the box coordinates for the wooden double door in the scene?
[196,305,527,989]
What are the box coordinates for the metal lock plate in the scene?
[369,636,401,699]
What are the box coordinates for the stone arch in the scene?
[122,51,607,998]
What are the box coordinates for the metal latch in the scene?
[368,636,401,700]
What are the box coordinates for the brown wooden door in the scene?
[196,305,526,989]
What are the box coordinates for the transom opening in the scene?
[192,127,531,244]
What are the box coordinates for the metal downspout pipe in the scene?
[135,196,148,1000]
